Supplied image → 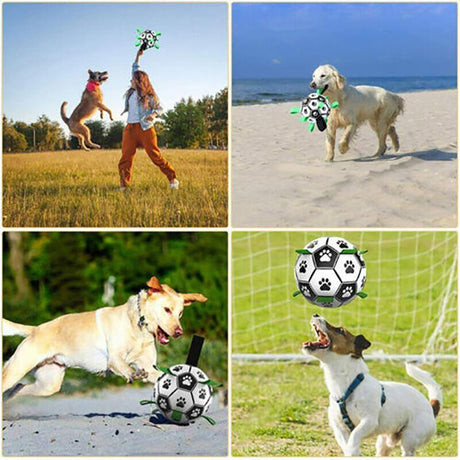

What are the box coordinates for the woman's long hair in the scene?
[126,70,160,109]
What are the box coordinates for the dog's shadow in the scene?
[84,412,180,425]
[347,148,457,163]
[84,412,142,419]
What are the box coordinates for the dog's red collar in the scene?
[86,81,101,92]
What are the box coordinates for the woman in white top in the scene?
[118,49,178,190]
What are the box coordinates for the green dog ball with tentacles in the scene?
[290,88,339,133]
[292,236,368,308]
[135,29,162,51]
[140,336,222,425]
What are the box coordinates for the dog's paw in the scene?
[132,368,149,381]
[338,142,349,154]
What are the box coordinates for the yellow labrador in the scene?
[3,276,207,400]
[310,65,404,162]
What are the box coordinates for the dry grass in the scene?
[3,149,227,227]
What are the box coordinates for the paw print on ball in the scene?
[176,396,187,408]
[319,249,332,262]
[319,278,332,291]
[198,388,207,400]
[178,373,197,390]
[162,378,172,390]
[190,407,202,418]
[337,239,349,249]
[158,396,169,410]
[337,284,357,302]
[307,240,319,250]
[299,260,308,273]
[300,283,314,298]
[344,260,355,274]
[313,246,338,268]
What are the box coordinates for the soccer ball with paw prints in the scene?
[294,236,367,308]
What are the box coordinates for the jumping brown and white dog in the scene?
[303,314,441,456]
[61,70,113,150]
[3,276,207,401]
[310,65,404,162]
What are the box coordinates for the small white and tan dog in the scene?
[3,276,207,401]
[310,65,404,162]
[302,314,441,456]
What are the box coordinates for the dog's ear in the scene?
[180,293,208,306]
[333,68,346,90]
[146,276,163,294]
[354,334,371,356]
[88,69,93,75]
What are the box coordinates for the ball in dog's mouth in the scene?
[156,326,170,345]
[303,324,330,350]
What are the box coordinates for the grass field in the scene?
[233,231,457,356]
[232,360,457,456]
[3,149,227,227]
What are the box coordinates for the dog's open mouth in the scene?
[320,84,329,94]
[99,72,109,82]
[156,326,170,345]
[303,323,330,350]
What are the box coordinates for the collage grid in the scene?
[1,0,458,458]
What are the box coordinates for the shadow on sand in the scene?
[344,148,457,163]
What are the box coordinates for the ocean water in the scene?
[232,76,457,106]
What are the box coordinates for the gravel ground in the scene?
[3,386,228,456]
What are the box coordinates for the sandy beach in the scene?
[232,89,457,227]
[3,386,228,456]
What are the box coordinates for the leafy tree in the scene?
[212,88,228,148]
[85,120,106,147]
[46,233,89,315]
[162,98,206,148]
[31,115,65,151]
[154,121,166,147]
[106,121,125,149]
[197,95,215,147]
[3,117,28,152]
[13,121,34,150]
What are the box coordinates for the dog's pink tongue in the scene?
[157,328,170,345]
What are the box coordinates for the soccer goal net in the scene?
[232,231,457,362]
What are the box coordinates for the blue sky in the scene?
[233,3,457,79]
[3,3,228,125]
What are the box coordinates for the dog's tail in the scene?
[60,102,70,126]
[3,319,35,337]
[406,362,442,417]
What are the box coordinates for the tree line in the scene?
[2,88,228,153]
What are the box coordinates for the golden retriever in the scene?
[310,65,404,162]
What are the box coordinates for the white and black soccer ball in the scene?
[154,364,213,424]
[300,93,331,124]
[294,236,367,308]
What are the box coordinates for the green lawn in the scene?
[232,232,457,356]
[232,360,457,456]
